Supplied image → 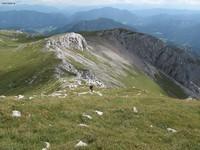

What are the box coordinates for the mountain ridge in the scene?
[69,7,138,25]
[1,28,199,98]
[94,29,200,97]
[51,18,135,35]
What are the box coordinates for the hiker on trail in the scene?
[89,85,94,92]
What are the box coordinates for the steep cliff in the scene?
[94,29,200,97]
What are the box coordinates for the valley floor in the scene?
[0,87,200,150]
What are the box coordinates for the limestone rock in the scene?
[167,128,177,133]
[94,110,103,116]
[75,141,88,147]
[12,110,21,118]
[47,32,88,51]
[82,113,92,120]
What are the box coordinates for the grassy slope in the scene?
[119,66,164,94]
[0,87,200,150]
[57,38,167,97]
[82,32,188,99]
[155,73,188,99]
[0,31,61,95]
[69,52,168,97]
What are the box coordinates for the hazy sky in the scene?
[2,0,200,8]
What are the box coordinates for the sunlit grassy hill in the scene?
[0,88,200,150]
[0,30,61,95]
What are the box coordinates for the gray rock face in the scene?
[45,29,200,97]
[46,32,104,88]
[99,29,200,97]
[47,32,88,51]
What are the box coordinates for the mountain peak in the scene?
[47,32,88,51]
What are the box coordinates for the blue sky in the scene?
[2,0,200,8]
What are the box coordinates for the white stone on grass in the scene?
[0,95,6,99]
[68,84,78,89]
[75,141,88,147]
[12,110,21,118]
[167,128,177,133]
[29,96,34,100]
[82,113,92,120]
[50,93,62,97]
[78,92,89,96]
[78,91,103,97]
[58,94,68,98]
[95,91,103,96]
[16,95,24,100]
[94,110,103,116]
[133,107,138,113]
[78,124,89,128]
[49,92,68,98]
[42,142,50,150]
[186,97,193,101]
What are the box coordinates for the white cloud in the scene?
[7,0,200,6]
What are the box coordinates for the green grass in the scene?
[118,66,166,97]
[155,73,188,99]
[118,65,188,99]
[0,31,61,95]
[0,87,200,150]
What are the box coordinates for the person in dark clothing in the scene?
[89,85,94,92]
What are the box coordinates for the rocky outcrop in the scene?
[47,32,88,51]
[98,29,200,97]
[46,33,104,88]
[45,29,200,97]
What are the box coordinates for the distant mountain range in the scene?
[0,10,68,33]
[0,4,60,13]
[1,7,200,53]
[136,14,200,53]
[51,18,135,34]
[69,7,139,26]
